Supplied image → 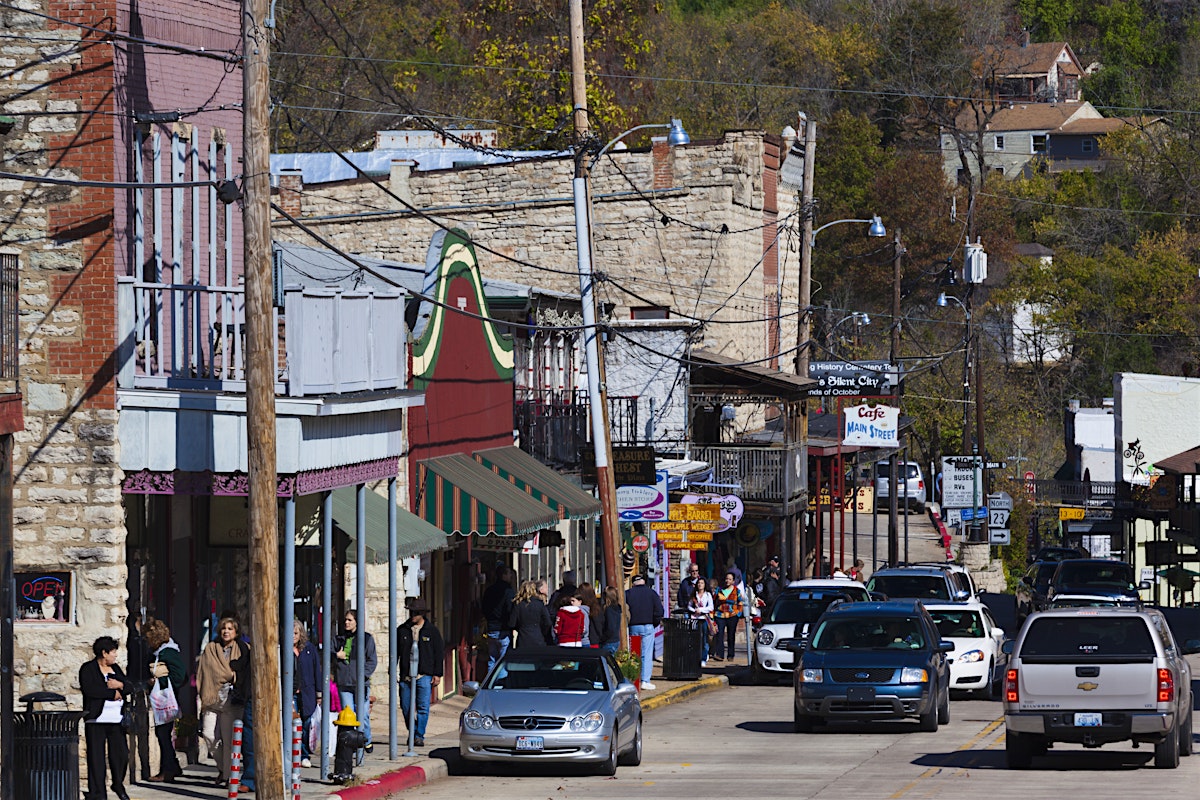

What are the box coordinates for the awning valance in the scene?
[330,486,448,562]
[419,453,560,537]
[473,446,601,520]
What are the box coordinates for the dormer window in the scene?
[995,135,1005,151]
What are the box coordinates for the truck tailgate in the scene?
[1018,662,1158,711]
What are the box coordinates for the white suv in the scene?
[874,460,926,513]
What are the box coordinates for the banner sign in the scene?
[649,503,724,533]
[679,493,743,532]
[617,469,669,522]
[842,404,899,448]
[808,361,896,397]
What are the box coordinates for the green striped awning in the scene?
[419,453,560,537]
[473,446,601,520]
[330,487,448,563]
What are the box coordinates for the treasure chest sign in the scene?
[650,503,723,550]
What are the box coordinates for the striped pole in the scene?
[227,718,243,800]
[291,713,302,800]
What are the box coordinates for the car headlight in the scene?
[900,667,929,683]
[464,710,495,730]
[798,668,823,683]
[757,629,775,646]
[569,711,604,732]
[957,649,984,664]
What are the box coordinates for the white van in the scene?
[874,460,927,513]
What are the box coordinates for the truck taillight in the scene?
[1158,668,1174,702]
[1005,668,1019,703]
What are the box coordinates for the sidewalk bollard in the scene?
[228,718,243,800]
[292,712,302,800]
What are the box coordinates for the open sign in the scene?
[15,571,72,622]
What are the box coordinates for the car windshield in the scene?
[1054,562,1136,592]
[485,657,610,691]
[768,594,845,624]
[1020,616,1155,661]
[867,574,949,600]
[810,616,926,650]
[929,609,984,638]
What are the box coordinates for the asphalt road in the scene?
[414,681,1200,800]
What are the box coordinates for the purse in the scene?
[705,617,718,637]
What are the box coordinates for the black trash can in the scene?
[13,691,85,800]
[662,616,703,680]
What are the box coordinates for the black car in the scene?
[1028,545,1088,564]
[1015,560,1058,624]
[788,601,953,733]
[1047,558,1149,603]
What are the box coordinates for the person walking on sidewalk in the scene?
[80,636,130,800]
[293,619,321,768]
[676,562,700,611]
[481,565,516,672]
[688,576,715,666]
[712,572,745,662]
[554,594,588,646]
[197,616,241,786]
[513,580,554,648]
[397,601,444,747]
[336,610,377,753]
[600,586,621,656]
[625,575,663,689]
[143,618,185,783]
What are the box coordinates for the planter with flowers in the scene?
[615,649,641,690]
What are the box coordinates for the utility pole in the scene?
[795,114,817,377]
[242,0,283,795]
[568,0,625,648]
[887,229,902,566]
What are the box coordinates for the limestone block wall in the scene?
[273,131,790,368]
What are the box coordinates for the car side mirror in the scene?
[1137,580,1153,591]
[993,627,1005,639]
[1020,576,1032,586]
[1182,639,1200,656]
[462,681,480,697]
[953,590,970,602]
[1001,640,1015,655]
[938,640,956,653]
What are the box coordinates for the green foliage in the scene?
[1017,0,1080,40]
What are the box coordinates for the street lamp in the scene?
[572,119,690,642]
[937,287,981,542]
[796,216,886,375]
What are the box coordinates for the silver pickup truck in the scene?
[1002,607,1199,769]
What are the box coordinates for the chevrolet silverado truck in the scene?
[1002,607,1199,769]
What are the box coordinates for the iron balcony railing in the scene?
[692,444,805,503]
[514,389,641,468]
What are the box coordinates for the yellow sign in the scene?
[649,520,725,532]
[662,540,710,550]
[650,503,725,532]
[808,486,874,513]
[1059,507,1085,521]
[654,531,714,543]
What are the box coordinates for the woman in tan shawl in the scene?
[196,616,241,787]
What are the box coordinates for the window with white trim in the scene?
[995,135,1005,151]
[1031,134,1048,154]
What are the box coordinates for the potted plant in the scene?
[615,649,641,688]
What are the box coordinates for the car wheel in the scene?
[1006,731,1034,769]
[917,701,938,732]
[597,736,619,776]
[937,686,950,726]
[618,717,642,767]
[793,703,814,733]
[1180,709,1193,757]
[1155,720,1181,769]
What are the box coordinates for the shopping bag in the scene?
[308,710,321,754]
[149,678,181,727]
[326,714,338,760]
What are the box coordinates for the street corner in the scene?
[325,757,448,800]
[640,674,728,711]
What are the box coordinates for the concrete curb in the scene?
[640,675,729,711]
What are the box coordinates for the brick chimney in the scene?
[651,136,673,190]
[277,168,303,217]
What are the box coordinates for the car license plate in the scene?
[515,736,544,751]
[1074,713,1102,727]
[846,686,876,703]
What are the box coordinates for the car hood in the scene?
[468,690,613,719]
[801,649,935,669]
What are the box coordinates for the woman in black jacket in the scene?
[600,585,622,655]
[512,579,554,647]
[79,636,130,800]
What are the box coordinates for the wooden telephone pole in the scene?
[242,0,283,795]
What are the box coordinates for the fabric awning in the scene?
[473,446,601,520]
[330,487,448,562]
[419,453,560,537]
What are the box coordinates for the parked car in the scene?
[865,566,972,603]
[1047,593,1143,610]
[874,460,927,513]
[788,600,953,732]
[754,584,867,678]
[905,562,979,601]
[1047,559,1149,604]
[1028,545,1089,564]
[924,601,1007,698]
[459,646,642,775]
[1015,560,1058,624]
[1002,607,1199,769]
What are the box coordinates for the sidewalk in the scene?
[113,660,733,800]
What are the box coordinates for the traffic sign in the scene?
[985,461,1007,470]
[988,509,1010,528]
[989,528,1011,545]
[631,534,650,553]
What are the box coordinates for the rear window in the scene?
[1019,616,1156,663]
[876,463,918,479]
[1053,562,1135,592]
[867,574,949,601]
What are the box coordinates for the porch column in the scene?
[355,483,367,742]
[320,490,333,777]
[387,476,398,758]
[282,494,296,767]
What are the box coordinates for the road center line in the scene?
[888,716,1003,798]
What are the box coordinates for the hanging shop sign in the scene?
[617,469,669,522]
[649,503,724,533]
[808,361,897,397]
[679,493,744,532]
[842,404,899,448]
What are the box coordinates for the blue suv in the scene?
[789,601,953,733]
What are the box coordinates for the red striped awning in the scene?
[418,453,560,537]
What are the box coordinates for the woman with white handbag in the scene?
[79,636,130,800]
[142,618,185,783]
[197,616,241,787]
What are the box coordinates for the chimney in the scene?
[1022,28,1030,47]
[277,168,303,218]
[651,136,672,190]
[390,159,416,208]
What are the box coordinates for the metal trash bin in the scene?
[662,616,703,680]
[13,691,85,800]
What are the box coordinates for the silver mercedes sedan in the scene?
[459,646,643,775]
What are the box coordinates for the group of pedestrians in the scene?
[677,555,787,666]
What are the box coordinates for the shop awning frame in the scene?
[419,453,560,537]
[473,446,601,520]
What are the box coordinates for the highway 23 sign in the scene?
[987,492,1013,545]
